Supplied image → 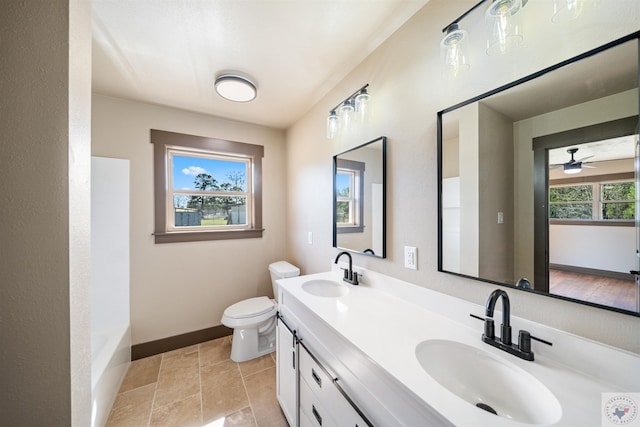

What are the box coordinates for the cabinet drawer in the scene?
[299,345,371,426]
[299,344,334,401]
[300,378,336,427]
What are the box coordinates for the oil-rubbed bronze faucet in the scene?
[334,251,359,285]
[480,289,552,361]
[485,289,512,346]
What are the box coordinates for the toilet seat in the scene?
[221,296,277,328]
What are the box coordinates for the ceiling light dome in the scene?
[214,74,257,102]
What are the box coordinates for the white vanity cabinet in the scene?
[298,343,369,427]
[276,315,298,426]
[276,313,371,427]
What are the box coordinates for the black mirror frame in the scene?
[437,32,640,317]
[333,136,387,258]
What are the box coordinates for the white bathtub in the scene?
[91,325,130,427]
[91,157,131,427]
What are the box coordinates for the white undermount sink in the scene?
[415,339,562,425]
[302,279,348,298]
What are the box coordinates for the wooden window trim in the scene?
[151,129,264,243]
[336,158,365,234]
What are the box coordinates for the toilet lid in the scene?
[224,296,276,319]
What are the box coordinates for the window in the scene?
[335,159,364,233]
[549,180,635,222]
[549,184,593,219]
[151,129,263,243]
[336,169,357,225]
[601,181,635,220]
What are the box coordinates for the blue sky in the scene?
[336,173,350,195]
[173,155,246,190]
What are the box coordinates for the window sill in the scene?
[154,228,264,244]
[549,220,634,227]
[337,225,364,234]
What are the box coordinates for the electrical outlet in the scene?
[404,246,417,270]
[307,231,313,245]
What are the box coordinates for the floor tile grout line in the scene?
[146,353,164,427]
[241,360,277,380]
[197,343,204,426]
[237,359,260,426]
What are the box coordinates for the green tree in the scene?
[224,171,246,209]
[602,182,635,220]
[188,173,219,210]
[549,185,592,219]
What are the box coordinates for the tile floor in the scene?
[106,336,288,427]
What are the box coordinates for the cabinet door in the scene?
[276,316,297,426]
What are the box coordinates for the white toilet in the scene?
[221,261,300,362]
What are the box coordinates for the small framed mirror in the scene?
[333,136,386,258]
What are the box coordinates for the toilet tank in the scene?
[268,261,300,301]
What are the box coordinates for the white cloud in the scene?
[182,166,208,176]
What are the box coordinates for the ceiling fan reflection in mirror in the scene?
[549,147,596,174]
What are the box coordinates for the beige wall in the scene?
[285,0,640,354]
[92,95,288,345]
[478,103,514,283]
[0,0,92,424]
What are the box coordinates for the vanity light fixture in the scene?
[326,84,371,140]
[440,0,486,75]
[440,23,471,78]
[552,0,584,23]
[214,73,257,102]
[485,0,528,56]
[440,0,530,74]
[326,110,339,139]
[339,99,355,131]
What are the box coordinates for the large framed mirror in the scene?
[334,136,386,258]
[438,33,640,316]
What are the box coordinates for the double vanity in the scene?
[275,264,640,426]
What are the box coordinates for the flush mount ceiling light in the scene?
[214,74,257,102]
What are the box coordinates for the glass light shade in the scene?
[564,163,582,174]
[440,25,470,78]
[214,74,257,102]
[485,0,524,56]
[355,90,370,123]
[326,111,339,139]
[552,0,583,22]
[339,100,355,131]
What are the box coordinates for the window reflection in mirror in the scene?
[334,136,386,258]
[438,34,639,316]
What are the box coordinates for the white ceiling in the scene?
[92,0,429,129]
[548,135,637,166]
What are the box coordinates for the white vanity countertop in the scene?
[278,268,640,426]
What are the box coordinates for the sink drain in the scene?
[476,403,498,415]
